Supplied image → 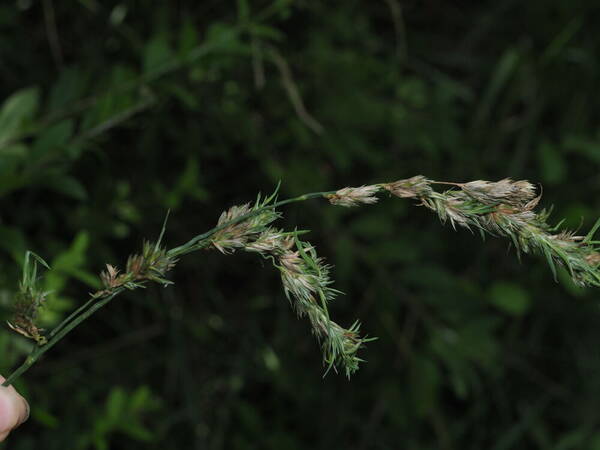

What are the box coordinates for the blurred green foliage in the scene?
[0,0,600,448]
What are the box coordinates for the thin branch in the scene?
[383,0,408,60]
[251,36,266,90]
[42,0,64,69]
[73,96,156,142]
[268,48,324,135]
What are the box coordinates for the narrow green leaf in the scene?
[584,218,600,244]
[550,218,566,232]
[264,180,281,205]
[27,251,50,271]
[541,244,558,281]
[473,49,519,127]
[155,210,171,250]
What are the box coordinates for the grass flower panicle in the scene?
[4,175,600,386]
[210,192,282,254]
[94,241,176,299]
[237,220,370,376]
[379,176,600,288]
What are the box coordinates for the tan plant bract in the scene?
[382,175,433,198]
[586,253,600,266]
[327,185,380,207]
[461,179,536,206]
[245,230,292,255]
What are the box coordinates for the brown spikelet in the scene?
[383,176,433,199]
[327,185,380,207]
[100,264,122,289]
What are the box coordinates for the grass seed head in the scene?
[8,252,51,345]
[100,264,122,289]
[327,185,380,207]
[211,202,281,253]
[383,175,433,199]
[461,178,537,206]
[245,229,293,255]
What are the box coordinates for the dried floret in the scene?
[327,185,380,207]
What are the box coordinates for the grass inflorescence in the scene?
[5,176,600,385]
[7,251,51,345]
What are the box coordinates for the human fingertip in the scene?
[15,396,29,427]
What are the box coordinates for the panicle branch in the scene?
[213,192,372,377]
[271,236,371,377]
[333,176,600,288]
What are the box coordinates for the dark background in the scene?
[1,1,600,448]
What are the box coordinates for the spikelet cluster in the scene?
[424,179,600,287]
[274,238,369,377]
[460,179,537,206]
[7,252,50,345]
[94,241,177,298]
[337,176,600,288]
[382,175,433,199]
[214,195,372,376]
[327,185,381,207]
[251,227,370,376]
[210,195,281,253]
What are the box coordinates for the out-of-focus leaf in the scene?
[42,231,100,324]
[410,356,440,417]
[178,19,198,57]
[250,24,284,41]
[31,119,74,159]
[32,408,60,428]
[41,174,87,200]
[237,0,250,22]
[473,49,519,126]
[0,87,39,146]
[564,135,600,164]
[205,23,243,52]
[109,4,127,26]
[0,143,27,175]
[0,225,27,260]
[0,143,27,158]
[537,141,567,185]
[488,281,531,316]
[158,157,208,209]
[48,68,82,112]
[350,213,394,237]
[553,429,588,450]
[129,386,152,412]
[106,388,126,423]
[143,35,173,75]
